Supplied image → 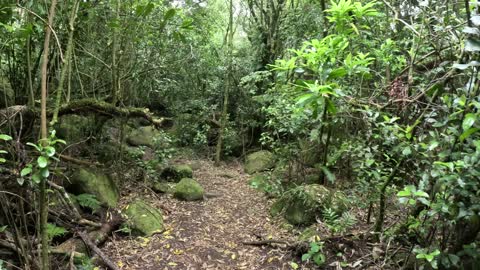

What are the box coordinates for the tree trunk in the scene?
[51,0,80,126]
[39,0,58,268]
[215,0,234,165]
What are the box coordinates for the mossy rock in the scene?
[124,200,164,236]
[271,184,331,226]
[56,115,96,143]
[298,227,319,242]
[270,198,286,217]
[126,126,158,147]
[299,139,322,167]
[160,164,193,182]
[173,178,204,201]
[67,168,119,208]
[248,173,269,190]
[330,190,349,214]
[152,182,176,194]
[244,150,275,174]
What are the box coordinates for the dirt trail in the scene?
[102,158,298,270]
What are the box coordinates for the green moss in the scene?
[160,164,193,182]
[124,200,164,236]
[173,178,204,201]
[152,182,176,194]
[126,126,157,147]
[69,168,119,208]
[244,150,275,174]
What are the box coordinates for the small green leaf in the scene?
[462,113,476,131]
[460,128,479,141]
[37,156,48,168]
[301,253,311,261]
[402,146,412,156]
[32,173,41,184]
[44,146,55,157]
[21,166,32,176]
[397,190,411,197]
[27,142,41,152]
[40,168,49,178]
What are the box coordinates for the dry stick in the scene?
[78,231,120,270]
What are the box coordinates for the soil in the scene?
[102,158,302,270]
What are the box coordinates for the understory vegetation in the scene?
[1,0,480,269]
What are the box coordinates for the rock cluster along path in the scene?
[102,159,298,270]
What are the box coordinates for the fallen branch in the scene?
[242,239,290,246]
[59,154,101,167]
[55,99,172,128]
[78,231,120,270]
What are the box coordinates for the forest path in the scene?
[102,158,297,270]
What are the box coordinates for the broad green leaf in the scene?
[414,191,429,198]
[301,253,311,261]
[462,113,476,131]
[164,9,176,21]
[465,38,480,52]
[397,190,411,197]
[460,128,479,141]
[402,146,412,156]
[0,134,12,141]
[0,158,5,163]
[37,156,48,168]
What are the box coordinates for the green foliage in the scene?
[322,208,357,235]
[19,130,65,186]
[46,223,68,241]
[414,248,441,269]
[301,241,326,266]
[74,194,101,213]
[0,134,11,163]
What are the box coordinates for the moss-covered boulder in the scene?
[244,150,275,174]
[173,178,204,201]
[67,168,119,208]
[271,184,331,225]
[152,182,176,194]
[126,126,158,147]
[248,173,269,190]
[56,115,96,143]
[124,200,164,236]
[330,190,349,214]
[160,164,193,182]
[299,139,322,167]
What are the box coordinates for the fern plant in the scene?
[322,207,357,235]
[74,193,101,213]
[46,223,68,241]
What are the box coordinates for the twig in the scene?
[78,231,120,270]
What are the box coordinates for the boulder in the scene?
[126,126,158,147]
[67,168,119,208]
[124,200,164,236]
[56,115,96,143]
[160,164,193,182]
[271,184,331,225]
[173,178,204,201]
[330,190,349,214]
[152,182,176,194]
[299,139,321,167]
[244,150,275,174]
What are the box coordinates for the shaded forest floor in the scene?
[101,158,300,270]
